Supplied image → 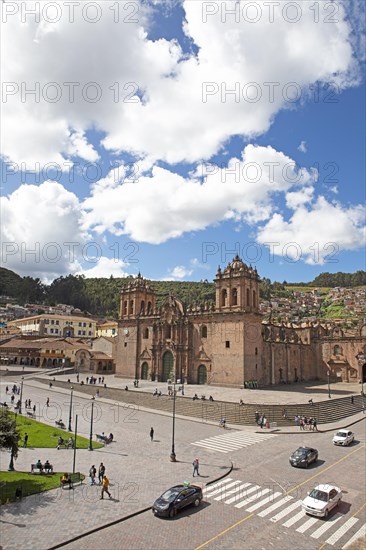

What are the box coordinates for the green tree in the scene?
[0,410,21,470]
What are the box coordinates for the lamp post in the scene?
[357,353,365,413]
[19,377,24,415]
[68,386,74,431]
[88,401,94,451]
[72,414,78,473]
[8,446,15,471]
[327,370,331,399]
[170,380,177,462]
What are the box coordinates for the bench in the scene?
[55,420,66,429]
[57,439,74,449]
[60,472,84,489]
[96,434,112,445]
[31,463,53,475]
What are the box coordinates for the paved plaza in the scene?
[0,370,365,550]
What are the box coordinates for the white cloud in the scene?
[76,256,130,278]
[285,186,314,209]
[1,0,359,167]
[257,197,366,264]
[167,265,193,280]
[0,180,88,279]
[298,141,307,153]
[82,145,317,243]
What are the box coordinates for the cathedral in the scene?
[115,257,366,387]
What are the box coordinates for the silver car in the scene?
[302,484,342,518]
[333,429,354,446]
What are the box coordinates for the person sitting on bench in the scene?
[60,473,72,489]
[66,437,74,448]
[57,436,64,449]
[35,459,43,471]
[44,460,52,473]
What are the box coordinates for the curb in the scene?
[47,461,233,549]
[257,415,366,435]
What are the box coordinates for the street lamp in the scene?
[327,370,331,399]
[8,446,15,471]
[88,400,94,451]
[170,380,177,462]
[68,386,74,431]
[72,414,78,473]
[357,353,365,413]
[19,377,24,415]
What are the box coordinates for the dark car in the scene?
[152,484,203,518]
[289,447,318,468]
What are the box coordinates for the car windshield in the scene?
[293,449,307,457]
[336,432,346,437]
[160,488,181,502]
[309,489,329,502]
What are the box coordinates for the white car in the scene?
[302,484,342,518]
[333,429,355,446]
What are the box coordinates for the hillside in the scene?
[0,268,365,320]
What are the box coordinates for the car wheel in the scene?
[194,498,201,507]
[324,508,329,518]
[169,508,176,518]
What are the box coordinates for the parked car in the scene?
[152,484,203,518]
[289,447,318,468]
[333,429,354,446]
[302,484,342,517]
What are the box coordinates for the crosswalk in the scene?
[191,430,276,453]
[203,478,365,547]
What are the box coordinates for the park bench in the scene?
[59,472,84,489]
[96,434,112,445]
[55,419,66,429]
[57,439,74,449]
[31,463,54,475]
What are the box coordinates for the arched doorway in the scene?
[141,362,148,380]
[162,351,174,382]
[198,364,207,385]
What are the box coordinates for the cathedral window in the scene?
[222,289,227,306]
[225,340,230,348]
[232,288,238,306]
[246,288,250,306]
[143,328,149,339]
[201,325,207,338]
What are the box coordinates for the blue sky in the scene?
[1,0,365,284]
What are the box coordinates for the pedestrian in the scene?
[150,427,154,441]
[76,374,79,383]
[299,418,304,430]
[86,377,89,384]
[89,464,97,485]
[192,458,200,476]
[33,404,36,414]
[255,411,260,424]
[102,377,104,384]
[98,463,105,484]
[313,418,318,431]
[294,415,299,427]
[100,475,112,499]
[23,433,28,447]
[260,415,265,429]
[351,395,354,404]
[5,386,8,394]
[282,408,287,419]
[46,397,50,407]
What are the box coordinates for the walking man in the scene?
[192,458,200,477]
[150,427,154,441]
[100,475,112,499]
[23,433,28,448]
[89,465,96,485]
[98,462,105,484]
[46,397,50,407]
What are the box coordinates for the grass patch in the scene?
[11,413,103,449]
[0,471,63,504]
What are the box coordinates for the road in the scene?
[0,376,365,550]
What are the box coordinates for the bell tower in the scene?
[119,273,156,319]
[215,255,260,313]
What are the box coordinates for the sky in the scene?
[1,0,365,285]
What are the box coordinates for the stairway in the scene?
[36,379,364,428]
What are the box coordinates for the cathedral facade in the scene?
[115,257,366,387]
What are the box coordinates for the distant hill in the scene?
[0,267,365,319]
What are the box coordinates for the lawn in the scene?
[0,471,63,504]
[12,413,103,450]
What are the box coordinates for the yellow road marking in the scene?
[286,444,365,496]
[352,501,366,518]
[195,513,254,550]
[196,444,365,549]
